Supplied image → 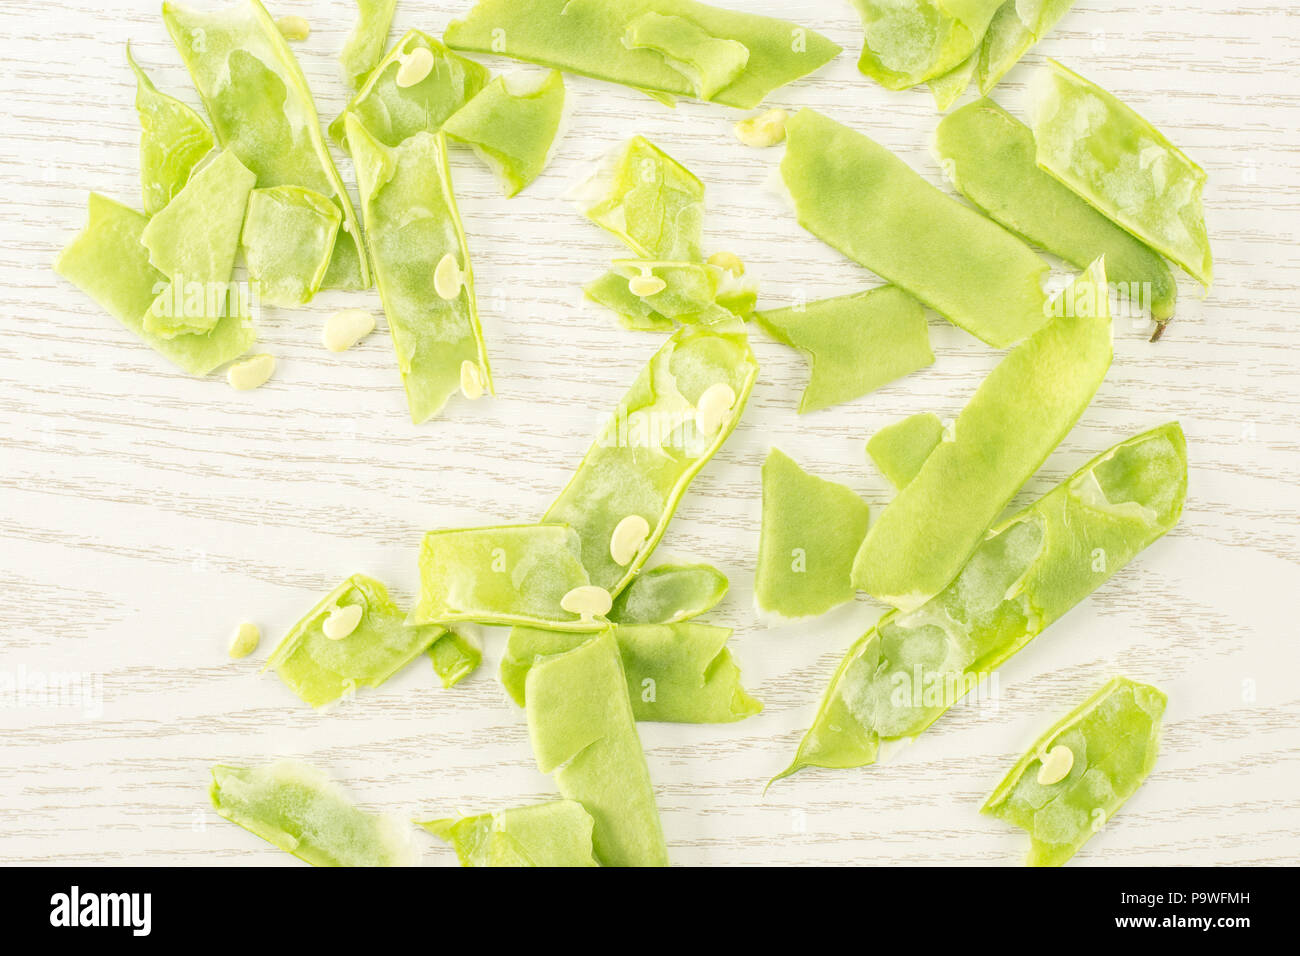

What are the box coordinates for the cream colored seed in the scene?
[707,251,745,277]
[322,604,364,641]
[610,515,651,566]
[276,16,311,41]
[695,382,737,437]
[227,353,276,391]
[322,309,375,352]
[734,108,789,148]
[628,274,667,297]
[560,585,613,620]
[434,252,464,300]
[460,360,485,400]
[1036,744,1075,786]
[396,47,435,88]
[228,621,260,660]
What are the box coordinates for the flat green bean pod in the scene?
[428,631,482,689]
[240,185,341,308]
[852,259,1113,611]
[935,98,1177,322]
[524,630,668,866]
[340,0,397,89]
[443,71,566,197]
[408,524,607,632]
[781,109,1048,349]
[210,760,418,866]
[774,422,1186,784]
[756,449,871,619]
[162,0,369,291]
[543,325,759,596]
[444,0,840,109]
[866,412,944,489]
[850,0,1004,91]
[126,44,213,217]
[420,801,598,867]
[349,118,493,423]
[978,0,1076,95]
[754,286,933,413]
[263,574,443,708]
[501,622,760,724]
[330,30,491,149]
[54,194,255,375]
[1032,60,1213,289]
[983,676,1166,866]
[609,562,729,624]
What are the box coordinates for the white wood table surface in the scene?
[1,0,1297,867]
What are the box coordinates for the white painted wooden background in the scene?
[1,0,1297,866]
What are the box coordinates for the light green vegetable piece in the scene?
[756,449,870,619]
[54,194,255,375]
[162,0,369,291]
[340,0,397,89]
[850,0,1005,91]
[853,259,1113,612]
[428,631,482,689]
[348,117,493,423]
[984,676,1166,866]
[408,524,605,632]
[420,800,598,867]
[1033,59,1213,289]
[585,270,677,332]
[444,0,840,109]
[502,623,760,723]
[623,12,750,101]
[262,574,442,708]
[126,44,214,217]
[525,630,668,866]
[442,71,566,197]
[210,759,418,866]
[330,30,491,149]
[775,423,1187,783]
[580,136,705,261]
[928,48,979,112]
[754,286,933,413]
[978,0,1076,95]
[609,562,729,624]
[240,185,341,307]
[543,325,759,596]
[866,412,944,489]
[935,98,1178,323]
[140,149,256,338]
[609,260,740,329]
[781,109,1048,349]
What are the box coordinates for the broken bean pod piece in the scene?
[850,0,1005,91]
[240,185,342,308]
[608,563,729,625]
[427,630,482,689]
[420,800,598,867]
[125,44,214,217]
[340,0,397,89]
[865,412,945,489]
[977,0,1077,95]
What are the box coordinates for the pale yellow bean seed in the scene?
[460,360,485,400]
[628,274,667,297]
[322,604,364,641]
[560,585,613,620]
[734,109,789,148]
[1036,744,1075,786]
[228,621,260,659]
[707,251,745,277]
[276,16,311,41]
[322,310,375,352]
[434,252,464,300]
[610,515,651,566]
[395,47,435,88]
[227,353,276,391]
[694,382,737,437]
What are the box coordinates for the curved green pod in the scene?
[126,44,213,217]
[340,0,396,89]
[543,325,759,596]
[978,0,1076,95]
[443,71,566,197]
[348,118,493,423]
[1032,59,1212,289]
[866,412,944,489]
[781,109,1048,349]
[852,259,1113,611]
[935,98,1177,322]
[162,0,368,291]
[774,422,1187,784]
[983,676,1166,866]
[420,801,598,867]
[850,0,1004,91]
[754,285,933,413]
[263,574,443,708]
[444,0,840,109]
[756,448,870,619]
[54,194,255,375]
[525,631,668,867]
[240,185,341,308]
[210,760,418,866]
[609,563,729,624]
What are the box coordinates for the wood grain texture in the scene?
[1,0,1297,866]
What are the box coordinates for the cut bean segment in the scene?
[420,801,598,867]
[263,574,443,707]
[125,44,214,217]
[773,423,1186,783]
[543,326,758,596]
[781,109,1048,348]
[756,449,870,619]
[849,0,1005,91]
[1033,60,1212,289]
[608,563,729,625]
[240,185,342,308]
[936,98,1177,322]
[163,0,369,290]
[984,677,1167,866]
[444,0,840,109]
[227,353,276,391]
[210,760,418,866]
[428,630,482,689]
[866,412,944,489]
[755,285,933,413]
[323,309,376,352]
[349,118,492,422]
[340,0,397,89]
